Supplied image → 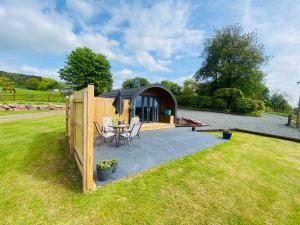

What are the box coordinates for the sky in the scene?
[0,0,299,105]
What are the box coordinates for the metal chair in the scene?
[127,116,140,132]
[120,122,142,150]
[94,121,114,144]
[103,116,114,132]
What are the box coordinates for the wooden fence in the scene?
[66,85,94,192]
[0,93,66,102]
[94,97,130,129]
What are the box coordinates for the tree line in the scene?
[57,24,293,114]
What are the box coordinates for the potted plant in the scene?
[111,159,119,173]
[96,160,113,181]
[192,124,196,131]
[222,129,232,140]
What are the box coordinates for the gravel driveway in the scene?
[178,108,300,140]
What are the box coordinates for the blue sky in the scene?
[0,0,299,105]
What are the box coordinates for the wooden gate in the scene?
[66,85,94,192]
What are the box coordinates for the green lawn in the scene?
[0,88,65,104]
[0,116,299,224]
[0,110,51,116]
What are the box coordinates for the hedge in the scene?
[176,88,265,115]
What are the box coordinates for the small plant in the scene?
[111,159,118,165]
[96,160,112,169]
[222,129,232,140]
[223,129,232,134]
[128,103,134,111]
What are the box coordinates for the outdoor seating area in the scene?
[93,127,226,185]
[94,116,142,149]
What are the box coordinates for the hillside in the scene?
[0,70,66,90]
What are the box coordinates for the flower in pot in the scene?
[111,159,119,173]
[96,160,113,181]
[222,129,232,140]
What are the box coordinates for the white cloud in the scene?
[173,74,193,86]
[112,69,135,88]
[103,1,204,71]
[0,62,59,80]
[65,0,96,18]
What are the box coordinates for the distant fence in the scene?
[0,93,66,103]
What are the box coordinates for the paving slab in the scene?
[94,127,225,186]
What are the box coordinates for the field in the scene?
[0,88,66,104]
[0,110,51,116]
[0,115,299,224]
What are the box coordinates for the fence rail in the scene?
[0,93,66,103]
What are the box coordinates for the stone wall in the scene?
[288,115,296,128]
[0,103,65,111]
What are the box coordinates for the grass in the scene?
[0,88,65,104]
[0,110,51,116]
[0,116,299,224]
[265,111,290,117]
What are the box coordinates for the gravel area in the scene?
[178,108,300,140]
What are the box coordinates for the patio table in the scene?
[109,124,129,147]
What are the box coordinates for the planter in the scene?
[97,166,113,181]
[223,132,232,140]
[112,162,118,173]
[164,109,171,116]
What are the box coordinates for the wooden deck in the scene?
[141,122,175,131]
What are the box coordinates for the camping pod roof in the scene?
[99,83,177,104]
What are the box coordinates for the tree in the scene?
[25,78,41,90]
[59,47,113,94]
[122,77,150,89]
[160,80,182,95]
[269,92,292,113]
[194,24,270,98]
[0,77,10,88]
[182,79,198,95]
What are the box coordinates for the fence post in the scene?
[84,85,94,192]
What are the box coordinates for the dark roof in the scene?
[99,83,176,103]
[99,85,145,99]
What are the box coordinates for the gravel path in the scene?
[178,108,300,140]
[0,111,65,122]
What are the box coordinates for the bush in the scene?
[232,98,257,113]
[196,96,213,108]
[213,88,244,109]
[256,100,265,111]
[176,95,213,109]
[213,98,227,110]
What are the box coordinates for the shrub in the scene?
[196,96,213,108]
[213,88,244,109]
[256,100,265,111]
[176,95,213,109]
[213,98,227,110]
[232,98,257,113]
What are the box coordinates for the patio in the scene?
[93,127,226,186]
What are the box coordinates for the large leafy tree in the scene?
[122,77,150,89]
[194,24,270,98]
[160,80,182,95]
[181,79,198,95]
[59,47,113,94]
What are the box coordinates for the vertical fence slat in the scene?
[67,85,94,192]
